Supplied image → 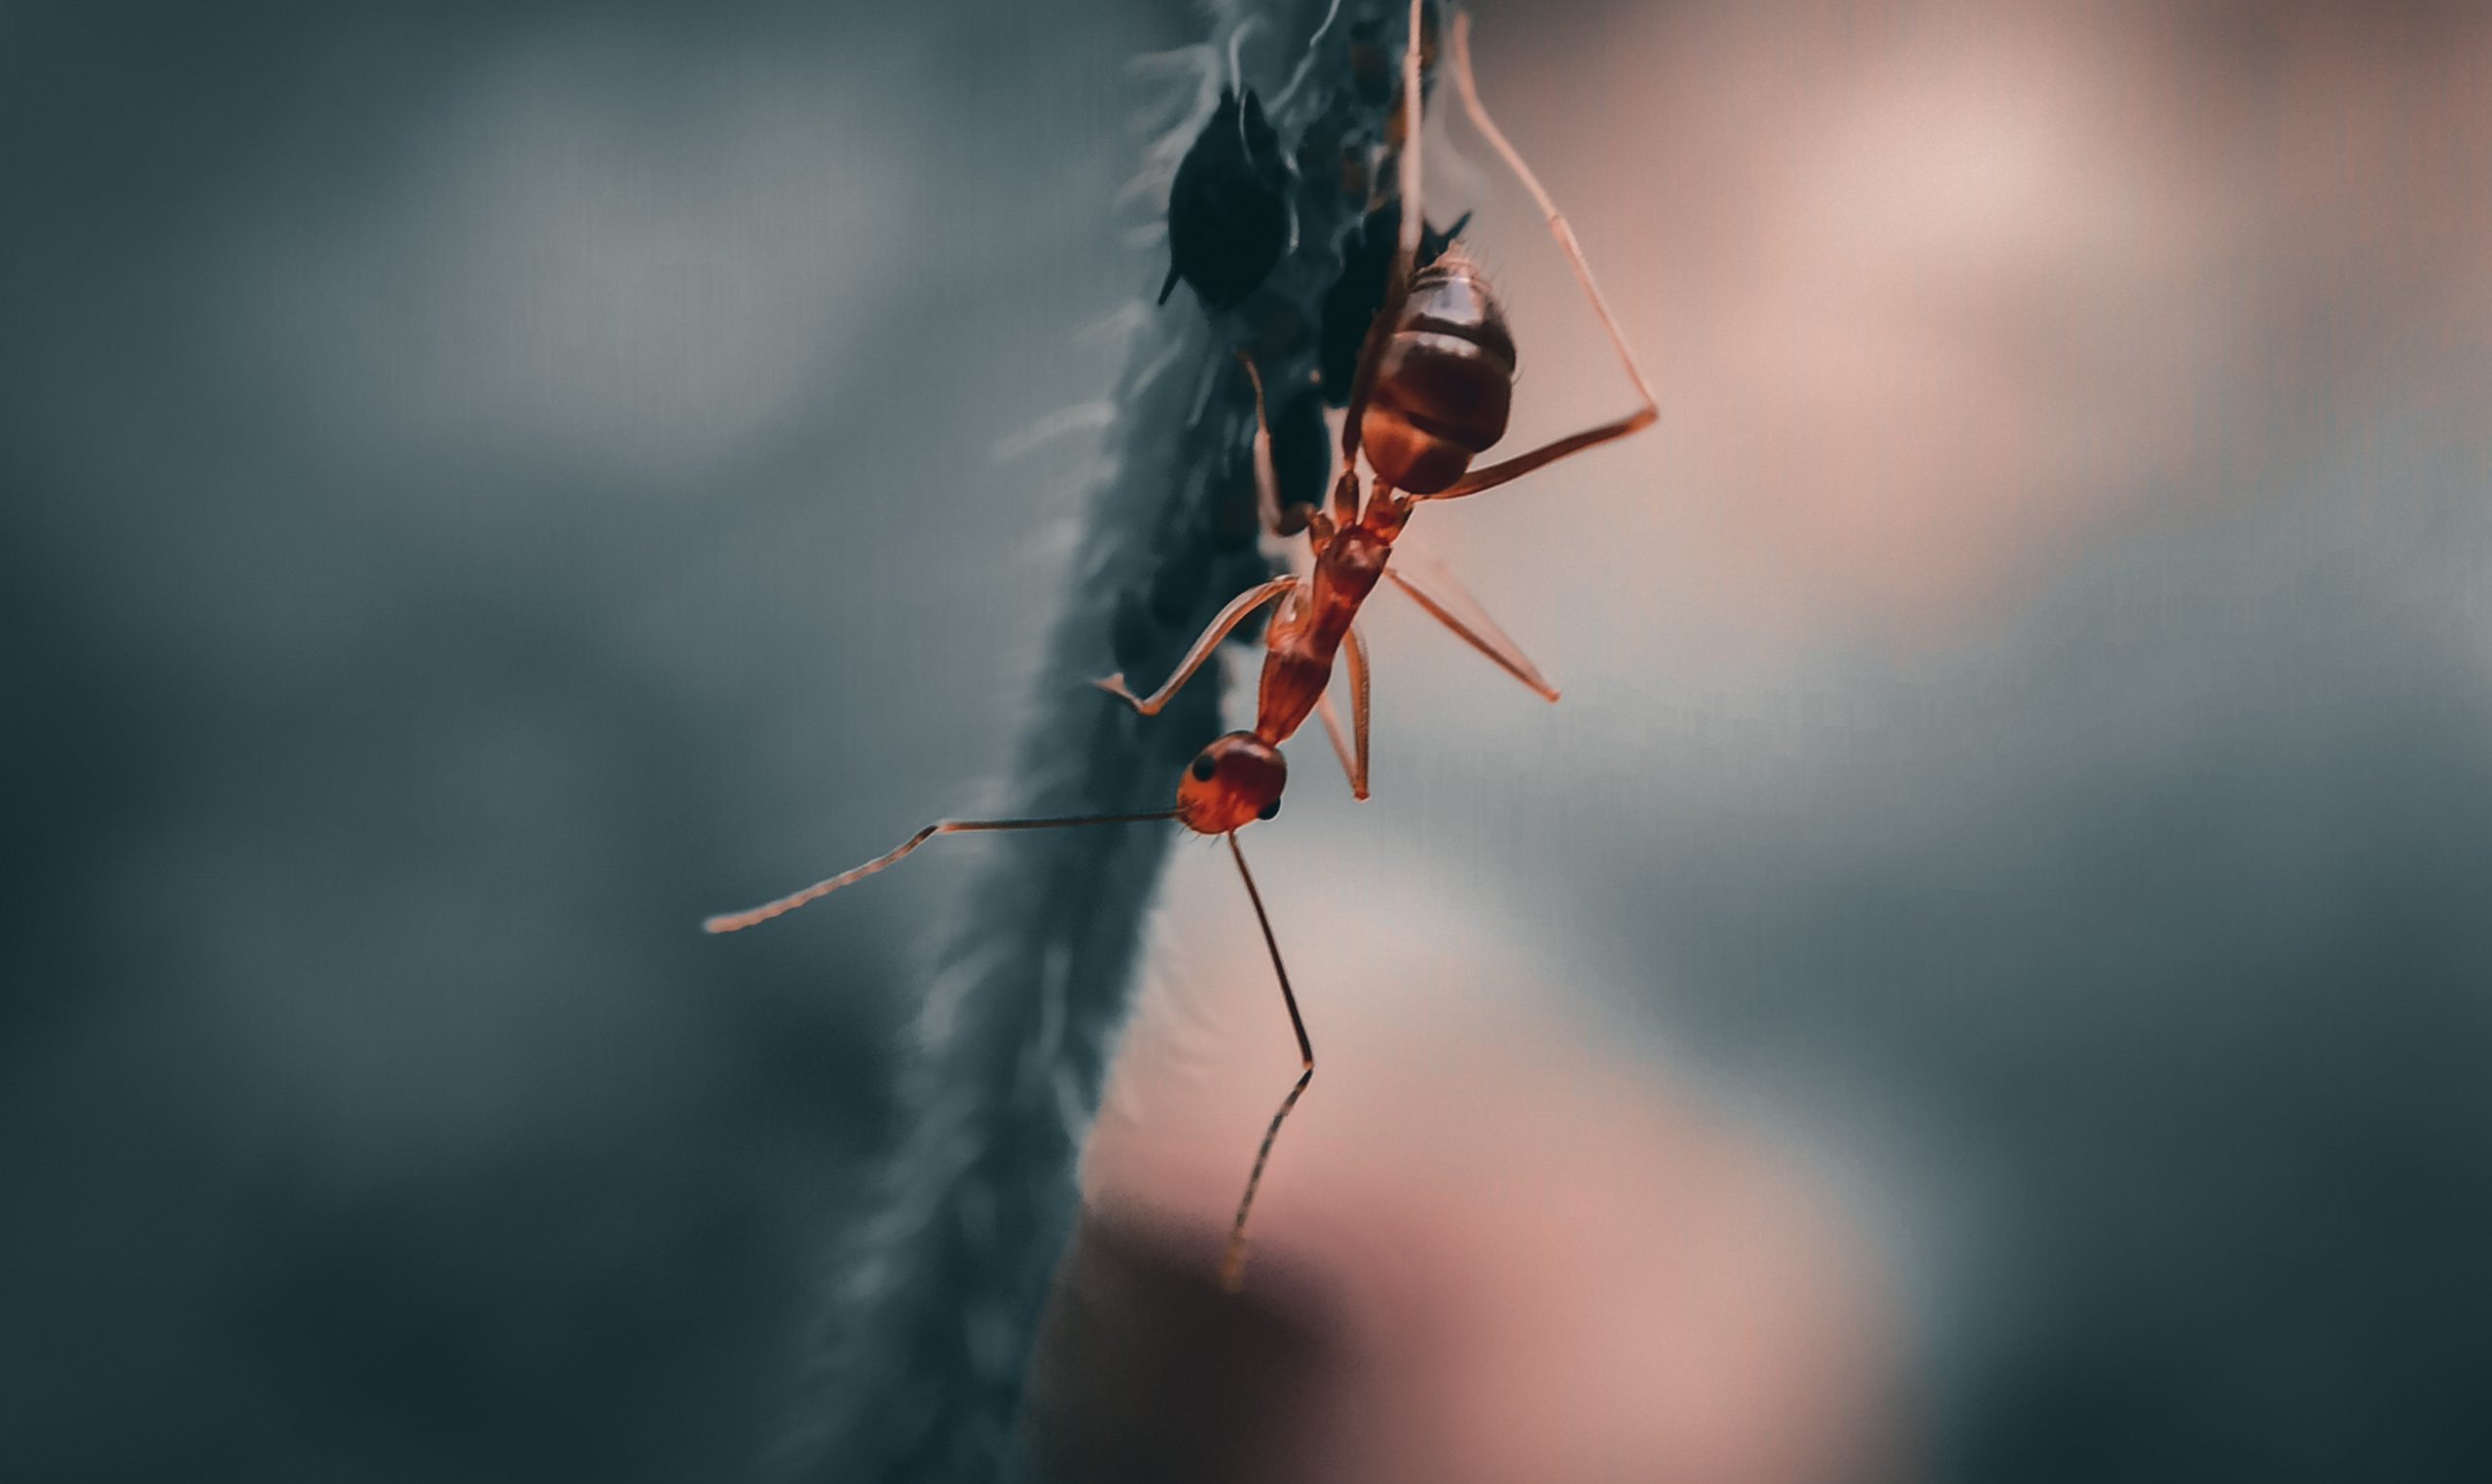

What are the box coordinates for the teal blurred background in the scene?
[5,2,2487,1479]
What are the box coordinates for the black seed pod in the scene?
[1207,376,1332,550]
[1345,18,1395,106]
[1316,199,1468,405]
[1270,382,1332,521]
[1160,88,1291,312]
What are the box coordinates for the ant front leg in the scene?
[1313,623,1374,800]
[1314,693,1356,796]
[1097,575,1301,715]
[1417,12,1660,505]
[1341,621,1371,797]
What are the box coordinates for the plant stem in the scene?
[784,4,1426,1479]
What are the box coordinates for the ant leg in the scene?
[1238,351,1286,535]
[1338,0,1432,469]
[1315,622,1375,801]
[1383,546,1558,702]
[1390,0,1427,293]
[1342,621,1372,797]
[1098,575,1301,715]
[1313,624,1374,799]
[1237,351,1314,539]
[1222,831,1313,1293]
[1416,12,1659,504]
[1314,693,1358,796]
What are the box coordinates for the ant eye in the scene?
[1258,798,1281,821]
[1191,754,1218,782]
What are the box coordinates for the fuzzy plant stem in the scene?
[780,4,1430,1481]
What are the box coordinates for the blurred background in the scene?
[5,1,2487,1480]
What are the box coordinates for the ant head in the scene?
[1177,731,1287,835]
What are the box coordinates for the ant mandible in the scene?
[705,2,1658,1294]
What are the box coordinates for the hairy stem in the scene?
[780,4,1431,1481]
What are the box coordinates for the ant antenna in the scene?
[1220,830,1314,1293]
[703,809,1182,934]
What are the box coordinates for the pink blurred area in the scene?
[1073,842,1898,1483]
[1415,0,2491,645]
[1052,3,2490,1477]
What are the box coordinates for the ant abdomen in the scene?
[1358,255,1517,493]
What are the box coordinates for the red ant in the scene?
[706,4,1657,1293]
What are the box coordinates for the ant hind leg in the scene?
[1418,12,1660,504]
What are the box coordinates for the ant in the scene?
[705,3,1657,1293]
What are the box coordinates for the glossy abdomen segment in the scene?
[1358,257,1517,493]
[1255,528,1390,744]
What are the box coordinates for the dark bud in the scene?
[1316,201,1468,406]
[1209,382,1334,550]
[1161,89,1292,312]
[1110,589,1160,676]
[1210,429,1264,551]
[1346,19,1393,106]
[1146,514,1217,625]
[1270,383,1332,524]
